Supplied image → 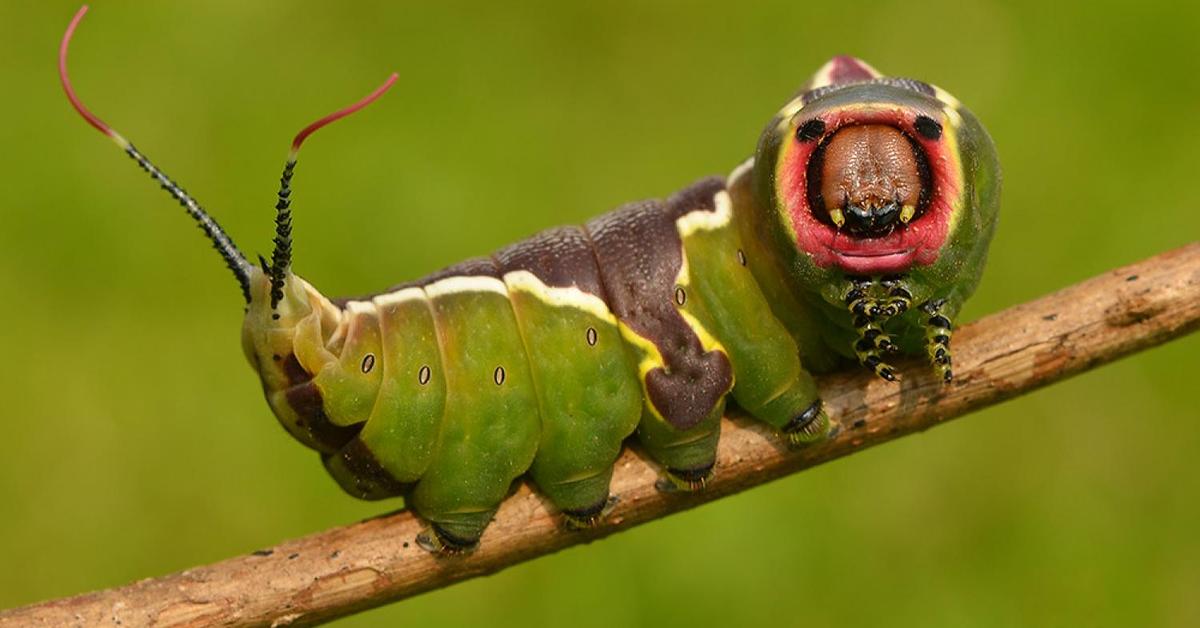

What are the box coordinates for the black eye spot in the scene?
[736,249,747,266]
[586,327,598,346]
[360,354,376,374]
[493,366,506,386]
[914,115,942,140]
[674,286,687,306]
[796,119,826,142]
[418,365,431,385]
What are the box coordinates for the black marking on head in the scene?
[418,365,431,386]
[493,366,506,386]
[914,115,942,140]
[674,286,686,306]
[272,313,281,321]
[586,327,598,346]
[736,249,747,266]
[360,353,376,374]
[796,118,826,142]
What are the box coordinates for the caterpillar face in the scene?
[756,56,995,279]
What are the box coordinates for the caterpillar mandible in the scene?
[60,6,1000,553]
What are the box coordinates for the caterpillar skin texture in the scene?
[239,56,1001,552]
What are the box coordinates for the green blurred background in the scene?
[2,1,1198,625]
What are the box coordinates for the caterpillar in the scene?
[60,6,1000,553]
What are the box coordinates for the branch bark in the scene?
[4,243,1198,627]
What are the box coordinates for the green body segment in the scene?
[321,288,449,498]
[314,302,384,427]
[407,282,542,542]
[504,275,642,512]
[676,192,820,431]
[359,290,448,483]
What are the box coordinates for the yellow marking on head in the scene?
[830,207,846,227]
[777,97,806,123]
[939,111,968,236]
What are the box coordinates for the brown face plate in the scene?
[819,125,922,213]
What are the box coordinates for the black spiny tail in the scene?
[59,6,253,303]
[269,161,295,309]
[264,73,399,310]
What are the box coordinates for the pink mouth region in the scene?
[779,108,960,275]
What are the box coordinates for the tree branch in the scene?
[4,243,1198,627]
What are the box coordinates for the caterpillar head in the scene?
[753,56,1001,304]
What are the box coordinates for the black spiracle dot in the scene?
[586,327,598,346]
[674,286,687,306]
[796,118,826,142]
[736,249,747,266]
[914,115,943,140]
[360,353,376,374]
[418,365,431,386]
[493,366,506,386]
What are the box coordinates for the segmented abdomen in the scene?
[292,177,740,520]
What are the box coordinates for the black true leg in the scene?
[880,275,913,318]
[920,299,954,383]
[844,278,899,381]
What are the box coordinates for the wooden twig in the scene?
[3,243,1198,627]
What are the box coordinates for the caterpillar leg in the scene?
[879,274,913,318]
[561,494,619,530]
[535,466,620,529]
[781,399,830,446]
[852,313,898,381]
[638,402,724,492]
[415,510,497,555]
[844,278,899,381]
[920,299,954,382]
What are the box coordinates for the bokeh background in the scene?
[2,1,1198,626]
